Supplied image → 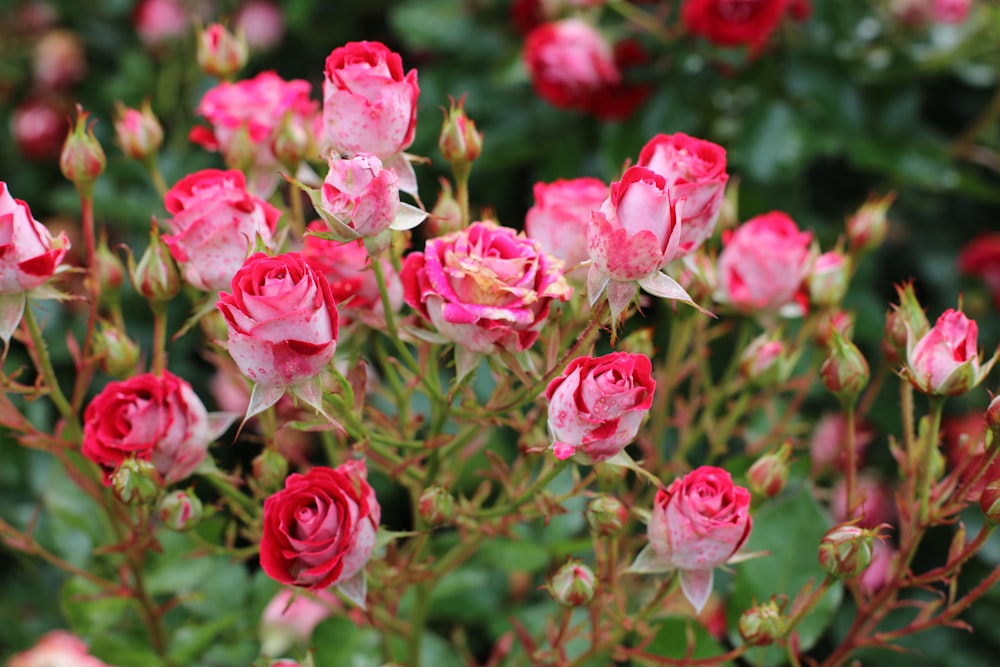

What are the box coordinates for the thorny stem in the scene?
[71,192,100,413]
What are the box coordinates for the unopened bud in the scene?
[747,443,791,498]
[548,561,595,607]
[95,234,125,292]
[585,495,629,536]
[818,524,875,578]
[272,111,312,171]
[884,281,929,362]
[417,485,456,525]
[196,23,248,80]
[93,321,141,379]
[986,395,1000,438]
[808,251,850,308]
[113,99,163,163]
[252,449,288,492]
[439,95,483,169]
[111,457,162,505]
[980,479,1000,524]
[428,178,463,237]
[820,329,869,403]
[815,309,855,348]
[60,104,106,196]
[738,598,785,646]
[847,192,894,254]
[158,490,204,531]
[739,334,789,388]
[129,225,181,302]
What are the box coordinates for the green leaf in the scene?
[311,617,383,666]
[482,538,551,574]
[726,485,843,667]
[638,616,733,666]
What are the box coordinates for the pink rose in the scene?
[81,371,223,483]
[587,166,692,320]
[132,0,190,47]
[260,588,341,656]
[302,221,402,328]
[217,252,339,389]
[162,169,280,292]
[320,154,400,238]
[322,41,419,158]
[830,473,896,529]
[906,308,992,396]
[260,461,380,597]
[545,352,655,463]
[933,0,971,23]
[637,133,729,256]
[8,630,118,667]
[190,71,318,195]
[715,211,813,314]
[808,412,874,477]
[522,19,620,112]
[400,221,572,357]
[524,177,608,280]
[234,0,286,51]
[643,466,752,611]
[0,181,70,342]
[11,96,70,161]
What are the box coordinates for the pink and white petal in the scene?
[679,568,714,614]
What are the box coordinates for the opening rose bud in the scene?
[738,598,786,646]
[820,329,870,403]
[747,443,791,498]
[548,561,596,607]
[585,495,630,536]
[196,23,248,80]
[60,105,106,196]
[905,308,997,396]
[818,524,877,578]
[158,490,204,531]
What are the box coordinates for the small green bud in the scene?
[110,457,162,505]
[548,561,595,607]
[158,490,204,532]
[584,495,629,537]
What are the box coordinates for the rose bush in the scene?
[260,460,380,593]
[545,352,655,463]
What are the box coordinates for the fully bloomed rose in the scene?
[715,211,813,314]
[906,308,993,396]
[322,41,419,159]
[81,371,219,483]
[523,19,620,113]
[524,177,608,280]
[401,221,572,355]
[320,154,400,238]
[643,466,752,611]
[190,71,318,194]
[216,252,339,389]
[681,0,795,50]
[0,181,70,342]
[260,461,380,593]
[162,169,280,292]
[545,352,655,463]
[8,630,118,667]
[302,221,402,328]
[637,133,729,256]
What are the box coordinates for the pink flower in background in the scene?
[302,221,403,328]
[932,0,971,23]
[637,133,729,256]
[132,0,190,47]
[114,100,163,162]
[808,412,874,477]
[636,466,752,612]
[524,177,608,280]
[82,371,227,483]
[234,0,286,51]
[8,630,119,667]
[858,539,894,596]
[715,211,813,314]
[958,233,1000,307]
[322,41,419,192]
[943,411,1000,502]
[906,308,993,396]
[190,71,318,195]
[11,96,69,161]
[545,352,655,463]
[523,19,620,112]
[162,169,280,292]
[831,473,897,529]
[32,29,86,91]
[260,588,342,656]
[217,252,339,391]
[401,221,572,368]
[320,154,400,238]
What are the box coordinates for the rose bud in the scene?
[93,321,141,379]
[260,461,381,600]
[585,495,630,536]
[818,524,876,578]
[95,233,125,292]
[260,588,339,658]
[548,561,596,607]
[113,99,163,163]
[524,177,608,282]
[545,352,655,464]
[8,630,117,667]
[418,485,457,525]
[820,329,869,404]
[987,395,1000,437]
[738,598,785,646]
[110,457,162,505]
[847,192,894,254]
[980,479,1000,524]
[196,23,248,80]
[906,308,997,397]
[884,281,928,363]
[428,178,463,237]
[129,225,181,302]
[739,334,790,388]
[252,449,288,492]
[60,105,106,196]
[438,95,483,169]
[814,309,855,348]
[158,489,204,531]
[635,466,752,613]
[808,250,850,308]
[272,110,312,172]
[747,443,791,498]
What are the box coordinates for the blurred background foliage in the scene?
[2,0,1000,664]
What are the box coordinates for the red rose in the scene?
[681,0,791,51]
[260,461,381,591]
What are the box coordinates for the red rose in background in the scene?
[681,0,804,51]
[958,233,1000,307]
